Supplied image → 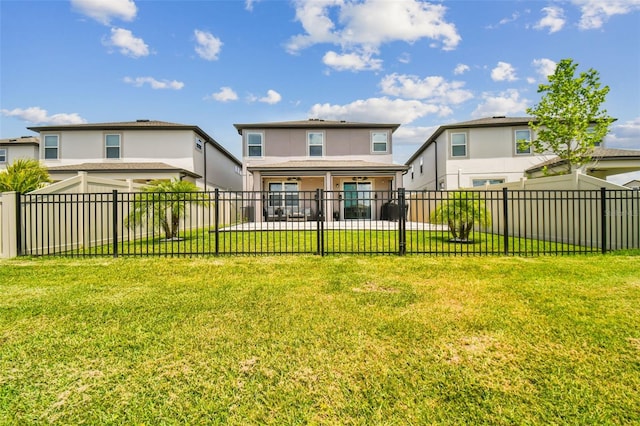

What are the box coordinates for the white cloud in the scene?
[1,107,87,125]
[453,64,470,75]
[491,61,518,82]
[210,87,238,102]
[398,52,411,64]
[194,29,222,61]
[393,125,439,146]
[605,117,640,150]
[287,0,461,71]
[104,27,149,58]
[379,73,473,105]
[571,0,640,30]
[308,97,451,125]
[245,0,260,11]
[535,6,566,33]
[471,89,529,118]
[259,90,282,104]
[531,58,557,82]
[123,76,184,90]
[71,0,137,25]
[323,50,383,71]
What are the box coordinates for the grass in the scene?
[1,255,639,424]
[48,227,593,257]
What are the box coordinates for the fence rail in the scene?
[13,188,640,257]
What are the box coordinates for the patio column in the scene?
[325,171,333,222]
[253,171,263,223]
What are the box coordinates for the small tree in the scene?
[0,158,51,193]
[525,58,614,175]
[126,179,207,240]
[431,191,491,243]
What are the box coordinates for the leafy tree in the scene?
[525,58,614,175]
[0,158,51,193]
[126,179,207,240]
[431,191,491,242]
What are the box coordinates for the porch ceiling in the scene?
[247,159,409,174]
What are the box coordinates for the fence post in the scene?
[15,191,22,257]
[600,187,607,254]
[112,190,118,258]
[398,188,406,255]
[315,188,324,256]
[214,188,220,256]
[502,188,509,255]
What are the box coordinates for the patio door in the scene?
[268,182,299,208]
[343,182,372,219]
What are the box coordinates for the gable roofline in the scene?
[233,119,401,135]
[405,116,535,165]
[27,120,242,167]
[526,147,640,173]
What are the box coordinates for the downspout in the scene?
[434,140,439,190]
[203,139,208,191]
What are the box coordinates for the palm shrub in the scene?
[125,179,208,240]
[430,191,492,242]
[0,158,51,193]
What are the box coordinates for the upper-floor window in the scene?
[419,156,424,174]
[587,126,603,147]
[105,134,121,159]
[372,132,388,153]
[410,164,414,180]
[451,132,467,157]
[0,148,6,163]
[308,132,324,157]
[195,137,203,152]
[247,132,263,157]
[514,129,532,155]
[44,135,59,159]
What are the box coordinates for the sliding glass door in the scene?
[343,182,372,219]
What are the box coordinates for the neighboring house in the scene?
[624,179,640,189]
[27,120,242,190]
[233,119,408,221]
[0,136,40,170]
[405,116,550,190]
[526,147,640,179]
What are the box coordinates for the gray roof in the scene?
[0,136,39,145]
[233,119,401,135]
[27,120,241,167]
[526,147,640,173]
[46,162,201,178]
[247,159,408,173]
[405,116,534,165]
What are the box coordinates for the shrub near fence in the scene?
[7,188,640,257]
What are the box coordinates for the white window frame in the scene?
[307,131,324,157]
[0,148,6,163]
[472,178,506,187]
[268,182,300,208]
[419,156,424,174]
[43,134,59,160]
[195,137,203,152]
[450,132,467,158]
[514,129,532,155]
[246,132,264,157]
[105,133,121,159]
[371,131,388,153]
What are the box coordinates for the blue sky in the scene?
[1,0,639,182]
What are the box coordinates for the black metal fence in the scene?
[15,188,639,257]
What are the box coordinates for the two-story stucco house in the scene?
[0,136,40,170]
[234,119,408,221]
[27,120,242,190]
[405,116,549,190]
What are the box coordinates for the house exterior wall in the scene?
[0,143,39,170]
[34,127,241,190]
[405,123,548,190]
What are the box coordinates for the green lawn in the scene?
[1,255,639,424]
